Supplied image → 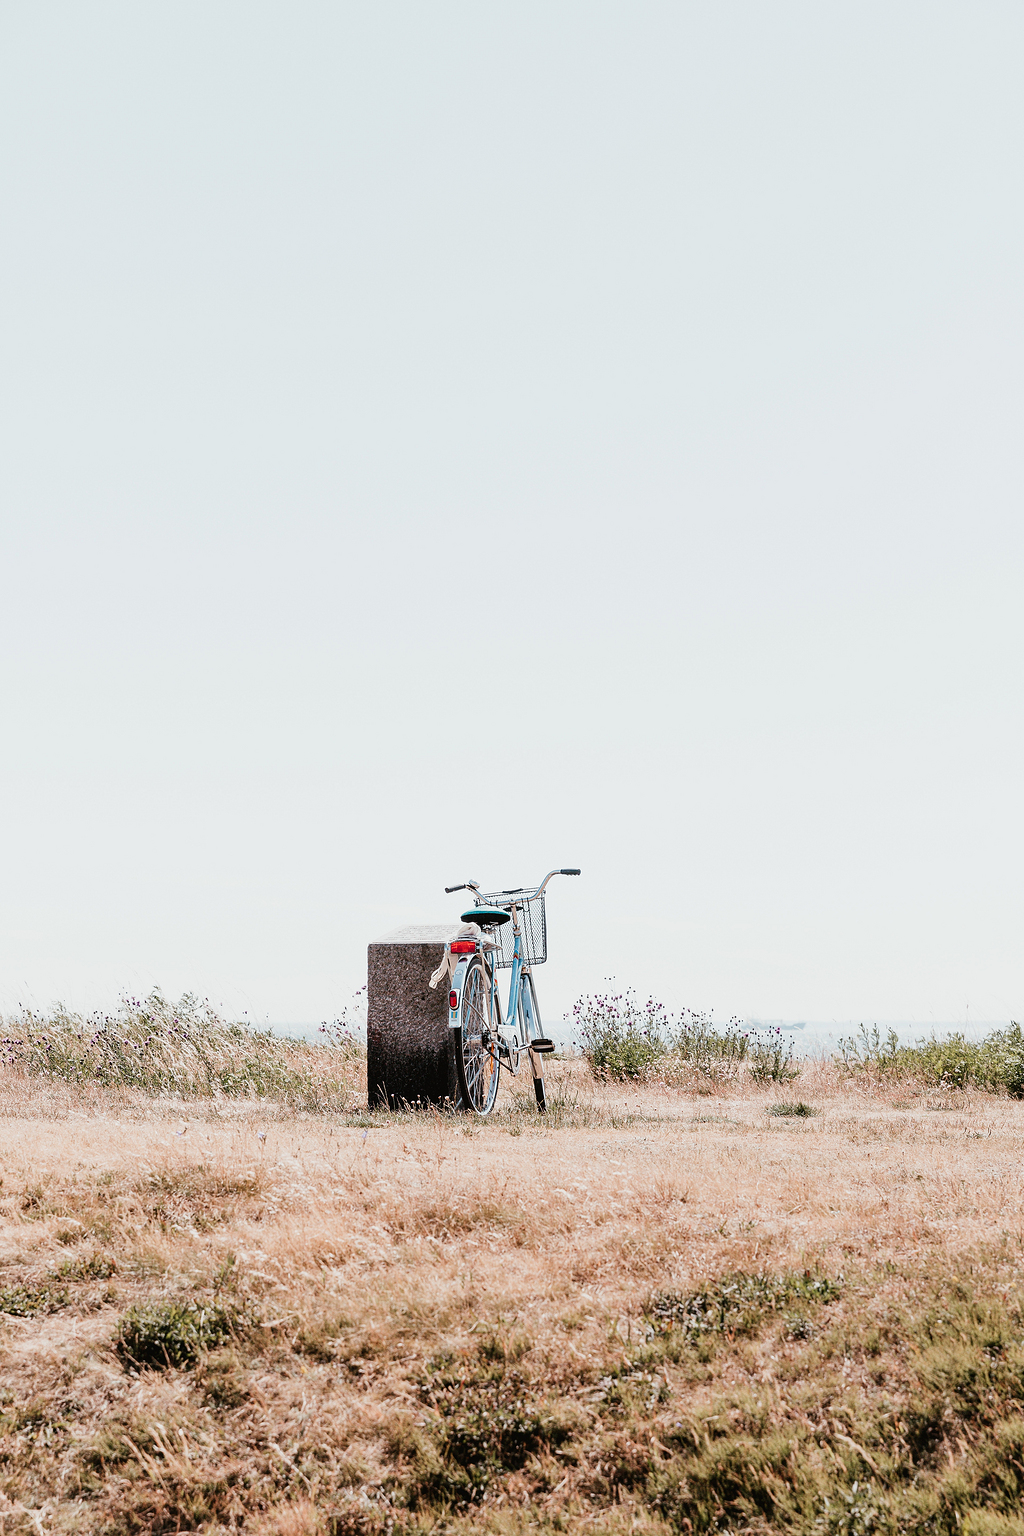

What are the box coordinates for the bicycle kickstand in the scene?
[528,1046,547,1113]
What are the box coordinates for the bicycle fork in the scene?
[518,966,547,1112]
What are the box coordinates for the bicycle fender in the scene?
[448,956,471,1028]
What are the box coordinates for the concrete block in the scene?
[366,925,462,1109]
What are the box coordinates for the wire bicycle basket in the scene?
[479,887,547,968]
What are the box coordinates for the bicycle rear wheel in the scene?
[455,958,500,1114]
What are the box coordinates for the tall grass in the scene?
[571,989,672,1080]
[571,989,797,1084]
[838,1022,1024,1096]
[10,985,1024,1112]
[0,989,363,1109]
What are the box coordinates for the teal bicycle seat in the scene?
[461,906,511,928]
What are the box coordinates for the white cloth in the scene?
[428,923,485,989]
[428,924,500,988]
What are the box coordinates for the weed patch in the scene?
[636,1262,1024,1534]
[572,990,670,1081]
[52,1251,117,1280]
[839,1021,1024,1096]
[571,989,795,1087]
[0,1279,70,1315]
[411,1367,576,1507]
[647,1269,841,1340]
[115,1297,254,1368]
[591,1363,670,1415]
[747,1025,799,1084]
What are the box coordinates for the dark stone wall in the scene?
[366,926,461,1109]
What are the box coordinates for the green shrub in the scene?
[672,1012,751,1076]
[572,991,753,1082]
[838,1022,1024,1096]
[748,1026,799,1084]
[571,989,668,1080]
[767,1101,819,1118]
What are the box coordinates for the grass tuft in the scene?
[52,1250,117,1280]
[409,1366,578,1508]
[0,1279,70,1316]
[647,1269,841,1339]
[115,1296,253,1368]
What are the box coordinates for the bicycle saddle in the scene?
[461,905,511,928]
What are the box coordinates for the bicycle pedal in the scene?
[529,1038,556,1054]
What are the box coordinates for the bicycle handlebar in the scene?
[532,867,581,897]
[444,870,580,898]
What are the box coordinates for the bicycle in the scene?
[441,868,580,1115]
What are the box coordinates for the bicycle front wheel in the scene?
[455,958,500,1115]
[520,970,547,1113]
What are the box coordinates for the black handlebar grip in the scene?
[444,884,467,894]
[560,868,581,876]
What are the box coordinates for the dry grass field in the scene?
[2,1058,1024,1534]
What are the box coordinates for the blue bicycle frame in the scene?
[488,913,539,1074]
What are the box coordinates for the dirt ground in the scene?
[2,1062,1023,1533]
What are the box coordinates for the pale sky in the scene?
[2,3,1022,1029]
